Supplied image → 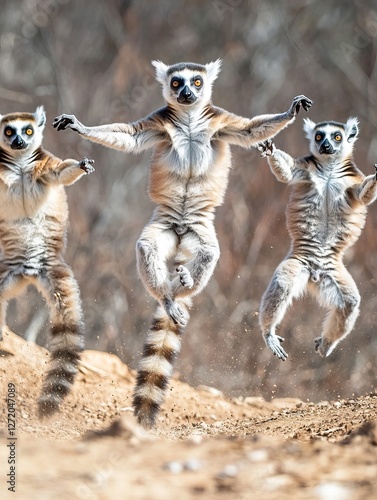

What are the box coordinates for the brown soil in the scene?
[1,329,377,499]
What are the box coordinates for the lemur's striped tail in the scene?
[133,298,191,428]
[38,323,84,418]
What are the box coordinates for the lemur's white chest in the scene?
[165,112,214,175]
[0,160,49,219]
[309,164,347,208]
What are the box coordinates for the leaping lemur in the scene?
[53,59,312,427]
[0,106,94,417]
[258,118,377,361]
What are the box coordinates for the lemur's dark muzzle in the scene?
[319,139,334,155]
[11,135,27,150]
[177,85,196,105]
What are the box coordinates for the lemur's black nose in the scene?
[11,135,26,150]
[177,85,196,105]
[181,85,192,98]
[319,138,334,155]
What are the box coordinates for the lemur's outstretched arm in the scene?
[52,114,164,153]
[0,153,94,188]
[40,157,95,186]
[355,165,377,205]
[54,96,312,153]
[214,95,312,148]
[257,139,296,183]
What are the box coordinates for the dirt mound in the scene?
[1,329,376,499]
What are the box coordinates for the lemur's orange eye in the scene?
[334,133,342,141]
[171,79,180,88]
[25,128,33,136]
[5,128,12,136]
[315,134,322,141]
[194,78,202,87]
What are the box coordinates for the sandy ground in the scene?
[0,329,376,500]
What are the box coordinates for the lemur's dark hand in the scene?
[52,114,85,133]
[257,139,275,158]
[374,163,377,180]
[79,158,95,174]
[288,95,313,118]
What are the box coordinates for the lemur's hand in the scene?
[79,158,95,174]
[287,95,313,118]
[265,334,288,361]
[52,114,85,133]
[374,164,377,181]
[257,139,275,158]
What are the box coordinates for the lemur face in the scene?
[0,106,46,154]
[168,67,205,106]
[152,59,222,108]
[303,118,359,161]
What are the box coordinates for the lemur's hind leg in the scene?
[259,258,310,360]
[36,261,84,417]
[136,222,188,325]
[311,266,360,357]
[172,222,220,299]
[0,270,26,340]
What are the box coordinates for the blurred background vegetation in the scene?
[1,0,377,402]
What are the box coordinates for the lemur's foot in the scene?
[314,337,337,357]
[265,334,288,361]
[176,265,194,289]
[257,139,275,157]
[52,114,85,133]
[163,298,189,328]
[314,337,322,354]
[80,158,95,174]
[288,95,313,117]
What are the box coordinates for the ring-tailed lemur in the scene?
[53,59,312,427]
[0,106,95,416]
[258,118,377,361]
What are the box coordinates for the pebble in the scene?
[247,449,269,462]
[187,433,203,444]
[184,459,203,471]
[164,461,184,474]
[197,385,224,397]
[164,459,203,473]
[315,482,352,500]
[217,464,238,478]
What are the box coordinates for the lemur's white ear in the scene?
[205,59,222,83]
[34,105,46,127]
[152,60,168,84]
[345,116,359,142]
[303,118,316,140]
